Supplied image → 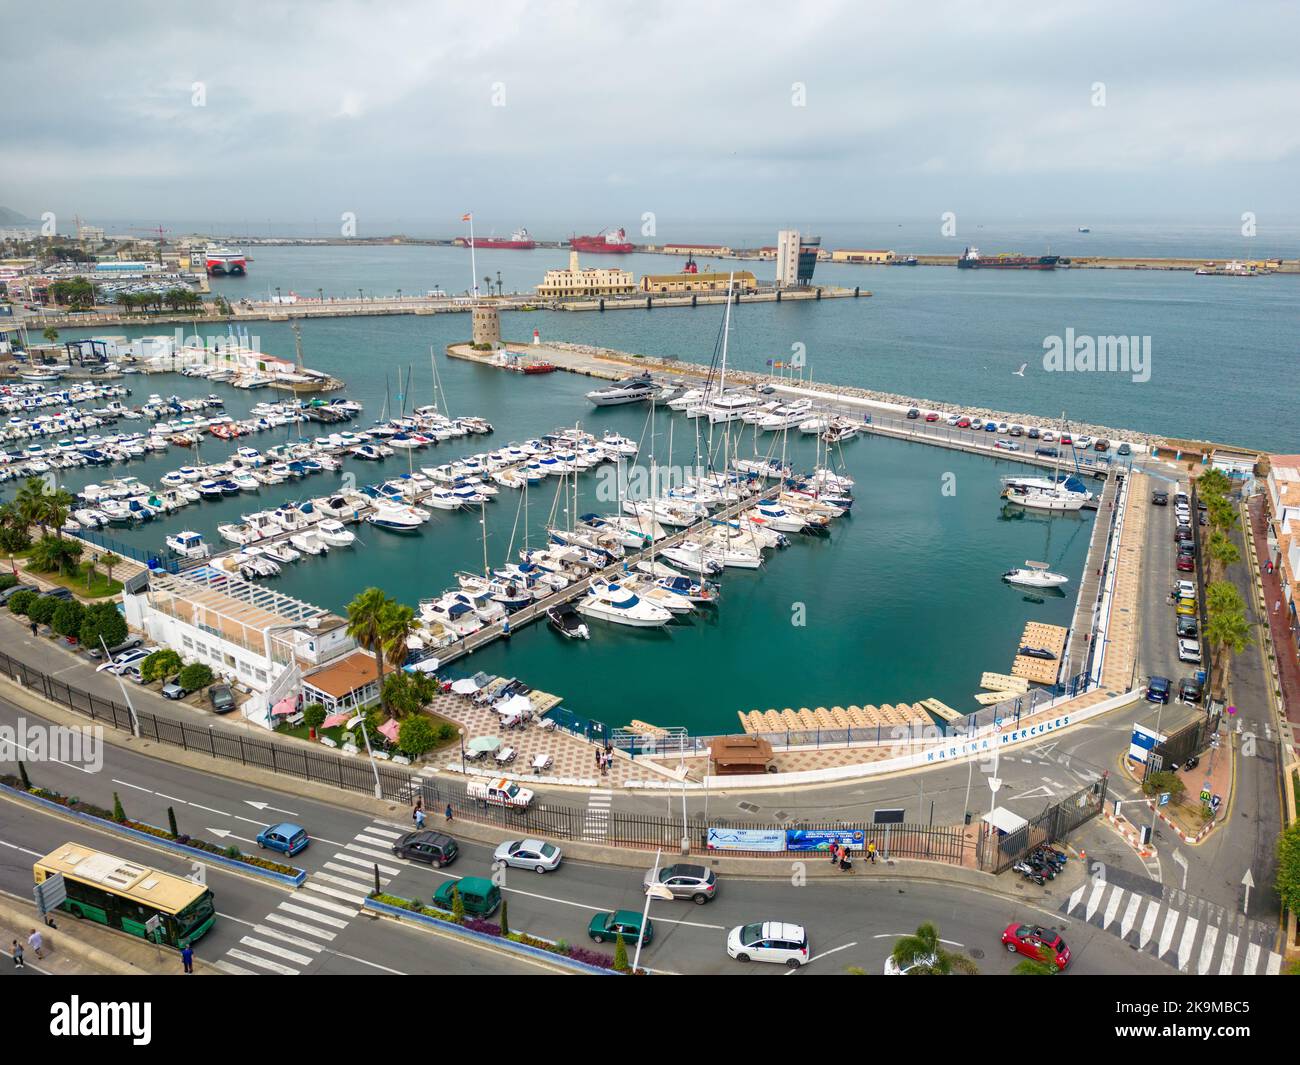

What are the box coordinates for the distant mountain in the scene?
[0,206,37,225]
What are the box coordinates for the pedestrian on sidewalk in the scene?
[29,621,37,638]
[444,802,453,823]
[594,747,602,772]
[11,941,23,968]
[414,806,426,829]
[181,943,194,974]
[829,841,840,865]
[866,840,877,864]
[27,928,43,960]
[411,797,423,824]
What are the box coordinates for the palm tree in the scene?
[43,326,59,345]
[100,552,121,589]
[45,487,74,540]
[1205,608,1252,702]
[1197,468,1232,500]
[1206,579,1244,617]
[378,602,416,716]
[346,587,394,711]
[14,476,50,536]
[889,921,979,975]
[1207,531,1240,582]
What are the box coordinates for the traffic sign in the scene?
[1158,792,1170,807]
[34,873,66,916]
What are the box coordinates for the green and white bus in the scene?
[34,842,216,948]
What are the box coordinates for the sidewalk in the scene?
[1248,495,1300,735]
[0,892,216,975]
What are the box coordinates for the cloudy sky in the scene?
[6,0,1299,236]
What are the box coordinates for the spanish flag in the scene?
[461,213,472,221]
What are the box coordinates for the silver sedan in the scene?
[493,839,563,873]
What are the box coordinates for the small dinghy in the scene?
[546,602,590,640]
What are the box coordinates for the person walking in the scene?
[181,942,194,974]
[11,940,23,969]
[29,621,37,638]
[411,797,423,824]
[829,841,840,865]
[444,802,453,823]
[866,840,877,865]
[27,928,43,960]
[414,806,426,829]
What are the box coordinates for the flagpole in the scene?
[468,213,478,298]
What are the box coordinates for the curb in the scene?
[0,783,307,887]
[361,897,618,975]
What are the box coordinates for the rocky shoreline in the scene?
[549,341,1173,450]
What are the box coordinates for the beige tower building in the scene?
[471,303,501,347]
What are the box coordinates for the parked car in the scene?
[1176,554,1195,572]
[433,876,500,916]
[40,587,74,602]
[208,683,236,714]
[946,413,961,426]
[924,411,940,422]
[1035,447,1059,458]
[256,822,310,857]
[1179,677,1203,704]
[1146,676,1171,703]
[726,921,810,968]
[1058,433,1073,446]
[588,909,653,946]
[1175,580,1197,599]
[1176,597,1198,617]
[1178,638,1202,663]
[96,647,151,674]
[906,408,919,419]
[86,634,144,660]
[160,677,188,700]
[1001,923,1070,969]
[392,830,459,868]
[492,838,562,873]
[1151,491,1168,506]
[0,583,35,606]
[1095,439,1110,452]
[1117,442,1131,456]
[994,440,1022,452]
[956,417,971,428]
[1177,616,1199,638]
[1027,426,1041,439]
[984,422,997,432]
[643,863,718,904]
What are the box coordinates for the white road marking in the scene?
[790,941,857,973]
[214,959,258,976]
[301,881,366,905]
[1085,879,1107,920]
[252,925,324,953]
[226,947,299,975]
[362,825,402,839]
[239,936,313,967]
[344,842,399,862]
[314,871,373,892]
[187,802,231,817]
[1195,925,1218,975]
[1242,941,1261,975]
[1217,933,1238,975]
[1102,886,1124,929]
[285,892,356,918]
[276,902,349,928]
[1176,917,1199,971]
[1119,893,1142,938]
[263,913,337,942]
[1065,884,1087,914]
[1266,951,1282,976]
[111,778,151,792]
[1157,908,1180,956]
[330,852,399,876]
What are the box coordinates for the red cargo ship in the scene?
[570,227,634,254]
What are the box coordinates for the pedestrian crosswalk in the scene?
[1060,872,1282,975]
[213,822,403,976]
[582,789,613,841]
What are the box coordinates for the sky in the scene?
[5,0,1300,239]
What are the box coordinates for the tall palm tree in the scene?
[1205,609,1252,702]
[378,602,416,716]
[346,587,393,711]
[1207,531,1240,582]
[14,476,51,536]
[100,552,121,589]
[889,922,979,975]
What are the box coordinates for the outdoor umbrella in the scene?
[451,678,480,695]
[271,697,298,716]
[466,736,501,756]
[378,718,400,743]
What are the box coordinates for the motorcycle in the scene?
[1012,860,1047,886]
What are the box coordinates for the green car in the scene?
[588,909,653,946]
[432,877,501,917]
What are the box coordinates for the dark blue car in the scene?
[257,822,310,856]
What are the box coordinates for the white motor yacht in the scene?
[1003,560,1070,588]
[577,581,674,627]
[165,530,210,559]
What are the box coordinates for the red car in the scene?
[1176,555,1194,572]
[956,417,972,428]
[1059,434,1073,446]
[1001,923,1070,969]
[924,412,940,422]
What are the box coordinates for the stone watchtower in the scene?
[471,303,501,348]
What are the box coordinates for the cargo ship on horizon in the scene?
[570,227,634,254]
[463,227,536,250]
[957,246,1059,270]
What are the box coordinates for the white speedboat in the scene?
[586,374,658,407]
[260,541,303,564]
[1003,560,1070,588]
[315,519,356,547]
[366,502,425,532]
[418,595,483,637]
[577,581,674,627]
[621,575,695,614]
[289,530,329,556]
[165,530,210,559]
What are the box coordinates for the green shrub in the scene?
[451,886,465,923]
[0,573,17,591]
[7,589,36,615]
[112,791,126,822]
[177,662,214,691]
[141,648,183,684]
[614,932,628,972]
[79,602,127,650]
[398,715,440,758]
[51,599,85,638]
[27,595,58,626]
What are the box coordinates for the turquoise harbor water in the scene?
[28,241,1294,731]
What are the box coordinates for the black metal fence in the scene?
[2,645,971,863]
[977,776,1109,873]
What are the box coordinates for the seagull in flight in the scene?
[1012,363,1027,376]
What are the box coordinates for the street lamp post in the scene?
[459,727,466,776]
[635,849,671,974]
[98,635,140,738]
[347,711,383,799]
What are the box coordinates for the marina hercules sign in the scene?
[923,714,1073,764]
